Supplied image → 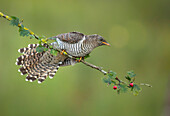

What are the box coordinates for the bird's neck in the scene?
[83,38,98,50]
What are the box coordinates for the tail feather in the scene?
[16,44,79,83]
[18,44,39,55]
[60,58,77,67]
[16,44,65,83]
[18,67,27,75]
[26,75,37,82]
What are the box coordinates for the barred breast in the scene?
[51,37,87,57]
[50,32,96,57]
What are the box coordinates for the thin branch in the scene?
[0,12,108,75]
[80,60,107,75]
[115,77,121,83]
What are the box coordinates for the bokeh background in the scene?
[0,0,170,116]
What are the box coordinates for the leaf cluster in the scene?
[9,16,60,56]
[10,16,30,37]
[103,70,143,96]
[36,44,58,56]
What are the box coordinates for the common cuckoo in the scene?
[16,32,110,83]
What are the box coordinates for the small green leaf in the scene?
[117,89,120,94]
[108,70,117,79]
[49,46,53,49]
[125,76,131,82]
[127,70,136,78]
[118,84,128,93]
[19,27,30,37]
[50,49,58,56]
[131,84,142,96]
[39,35,46,39]
[38,41,42,45]
[20,29,30,37]
[109,70,117,77]
[29,34,35,39]
[76,57,80,60]
[84,54,90,59]
[36,46,45,53]
[111,80,116,85]
[43,48,49,51]
[102,77,112,84]
[10,16,19,26]
[108,74,113,79]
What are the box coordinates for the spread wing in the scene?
[51,32,85,44]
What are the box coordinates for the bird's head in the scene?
[97,35,110,46]
[87,34,110,47]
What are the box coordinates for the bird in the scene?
[51,32,110,58]
[16,32,110,83]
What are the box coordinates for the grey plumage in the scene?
[50,32,109,57]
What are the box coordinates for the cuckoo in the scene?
[16,32,110,83]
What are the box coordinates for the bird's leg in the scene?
[76,57,84,62]
[60,50,67,55]
[60,50,65,55]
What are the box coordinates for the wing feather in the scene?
[51,32,85,44]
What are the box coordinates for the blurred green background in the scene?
[0,0,170,116]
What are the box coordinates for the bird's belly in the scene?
[67,51,87,57]
[65,44,85,57]
[51,41,89,57]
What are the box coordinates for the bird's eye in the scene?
[100,38,103,41]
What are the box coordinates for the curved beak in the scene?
[102,42,110,46]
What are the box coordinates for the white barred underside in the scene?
[51,36,94,57]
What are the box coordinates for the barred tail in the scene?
[16,44,64,83]
[60,58,77,67]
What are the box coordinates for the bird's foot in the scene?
[76,57,83,62]
[60,50,67,55]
